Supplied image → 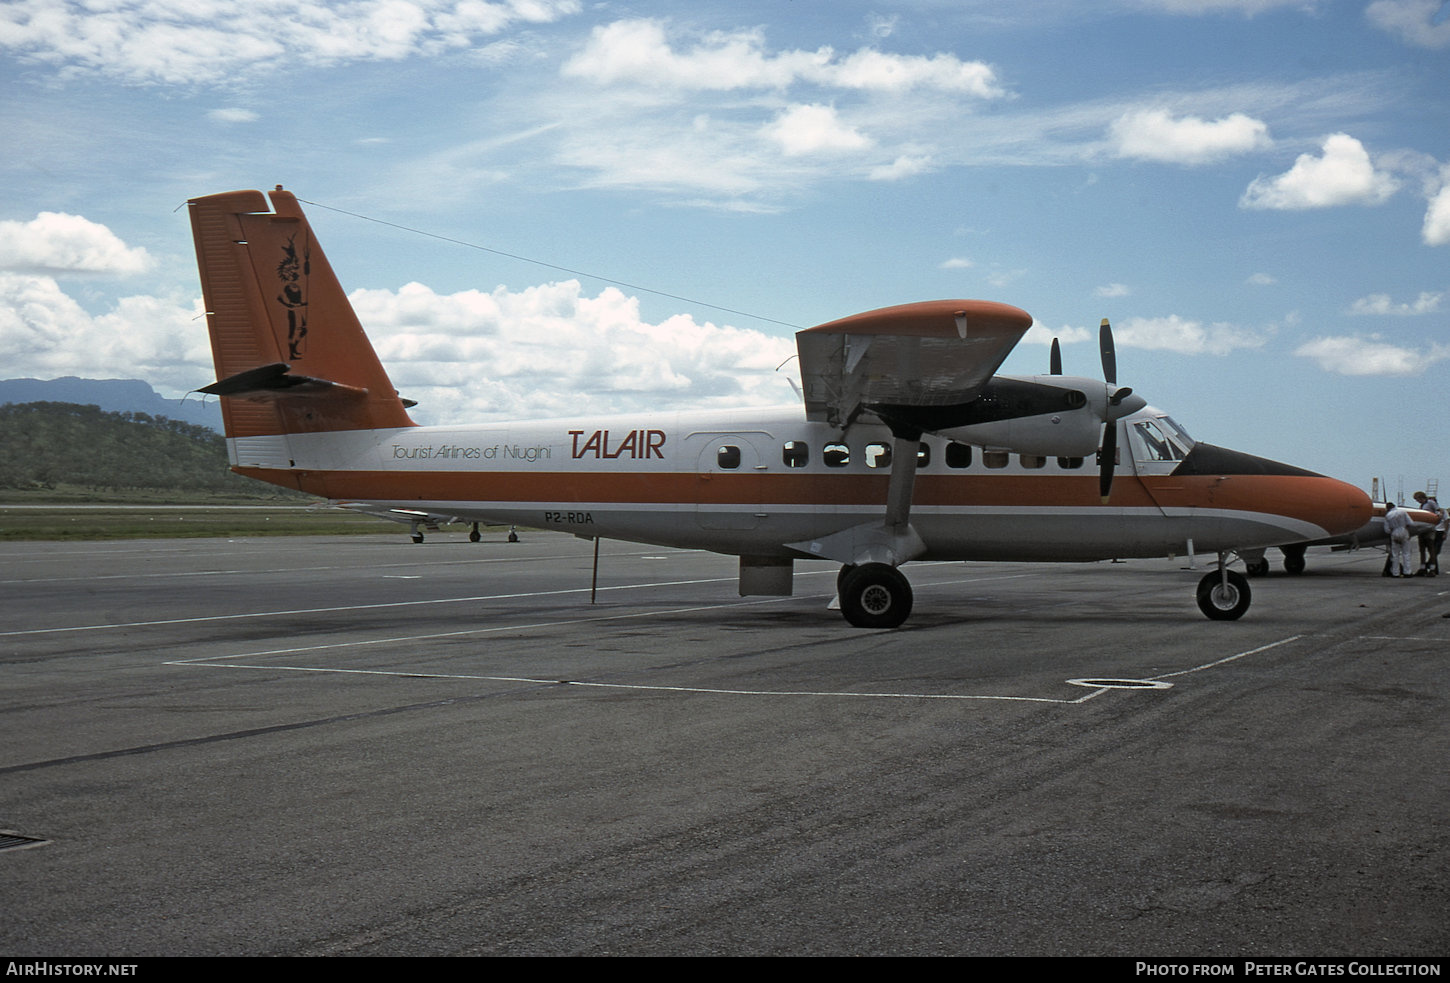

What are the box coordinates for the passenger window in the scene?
[717,445,741,469]
[782,441,808,468]
[865,443,892,468]
[1057,457,1084,469]
[916,443,930,468]
[983,451,1009,469]
[945,442,972,469]
[824,443,850,467]
[1021,455,1045,470]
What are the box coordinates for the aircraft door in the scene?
[690,431,769,530]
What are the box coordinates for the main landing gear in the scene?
[1196,554,1252,621]
[836,563,914,629]
[1243,545,1307,577]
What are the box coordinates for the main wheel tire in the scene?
[1246,558,1270,577]
[1196,570,1251,621]
[840,563,913,629]
[1282,548,1306,575]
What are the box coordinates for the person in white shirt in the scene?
[1383,502,1414,578]
[1412,491,1444,577]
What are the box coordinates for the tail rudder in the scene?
[189,186,415,439]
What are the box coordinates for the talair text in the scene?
[570,429,667,460]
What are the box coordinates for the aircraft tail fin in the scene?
[188,187,415,439]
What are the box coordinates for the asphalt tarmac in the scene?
[1,531,1446,956]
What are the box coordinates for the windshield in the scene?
[1130,416,1195,463]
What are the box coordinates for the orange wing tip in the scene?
[801,299,1034,339]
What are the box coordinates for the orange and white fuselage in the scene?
[232,402,1367,563]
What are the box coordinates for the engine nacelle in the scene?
[935,375,1145,457]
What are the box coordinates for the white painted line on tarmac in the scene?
[0,577,744,636]
[1150,635,1304,680]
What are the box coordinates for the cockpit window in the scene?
[1156,415,1194,448]
[1131,419,1187,462]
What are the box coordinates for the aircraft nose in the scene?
[1171,444,1373,538]
[1322,477,1374,536]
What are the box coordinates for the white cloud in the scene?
[1366,0,1450,49]
[1095,283,1131,298]
[1130,0,1326,13]
[1295,334,1450,376]
[0,273,205,391]
[0,0,582,84]
[865,14,900,39]
[561,18,1006,98]
[1424,180,1450,246]
[350,279,797,422]
[939,258,974,270]
[1110,109,1271,165]
[1240,134,1400,210]
[1346,292,1444,316]
[827,48,1004,95]
[869,155,935,181]
[764,104,871,157]
[0,271,798,418]
[0,213,152,275]
[207,108,259,124]
[1021,323,1093,348]
[1112,314,1266,355]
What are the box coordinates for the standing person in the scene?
[1412,491,1445,576]
[1383,501,1415,578]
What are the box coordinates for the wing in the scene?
[795,299,1033,431]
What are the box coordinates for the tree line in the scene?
[0,401,305,499]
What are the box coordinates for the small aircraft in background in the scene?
[1243,501,1440,576]
[188,186,1371,628]
[337,503,518,544]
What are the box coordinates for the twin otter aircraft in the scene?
[189,187,1371,628]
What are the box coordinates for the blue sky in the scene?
[1,0,1446,492]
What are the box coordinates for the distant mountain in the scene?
[0,377,223,432]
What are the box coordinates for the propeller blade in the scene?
[1049,337,1062,375]
[1099,421,1117,504]
[1099,318,1116,387]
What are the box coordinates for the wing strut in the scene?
[786,424,927,569]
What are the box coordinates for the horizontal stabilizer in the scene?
[199,362,369,400]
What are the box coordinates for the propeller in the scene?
[1100,317,1117,387]
[1050,318,1141,503]
[1098,317,1136,504]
